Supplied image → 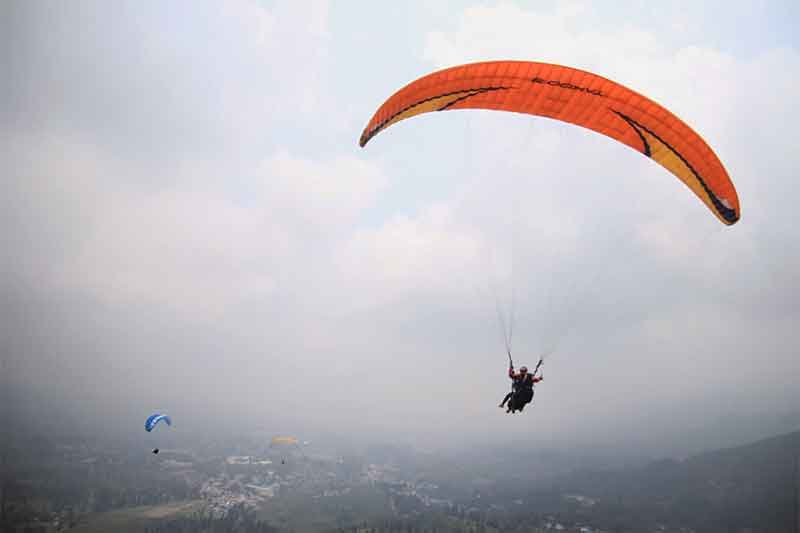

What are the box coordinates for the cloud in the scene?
[3,131,387,322]
[2,1,798,449]
[5,0,336,167]
[260,151,388,236]
[335,204,482,310]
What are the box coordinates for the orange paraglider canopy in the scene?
[359,60,739,225]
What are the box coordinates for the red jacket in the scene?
[509,367,542,385]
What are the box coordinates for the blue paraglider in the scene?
[145,413,172,454]
[145,414,172,432]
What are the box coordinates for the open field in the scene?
[69,500,204,533]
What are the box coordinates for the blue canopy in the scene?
[145,414,172,432]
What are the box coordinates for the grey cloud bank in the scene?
[2,1,798,456]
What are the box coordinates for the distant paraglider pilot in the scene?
[499,362,542,413]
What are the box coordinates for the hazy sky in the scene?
[3,1,799,453]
